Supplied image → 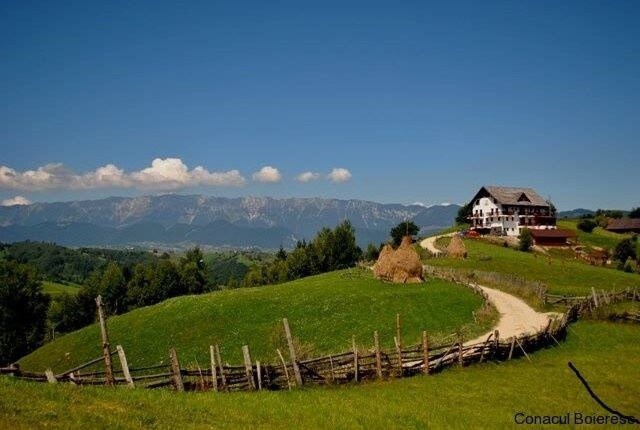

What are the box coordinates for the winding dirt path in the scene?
[419,232,454,256]
[419,233,556,345]
[464,284,554,345]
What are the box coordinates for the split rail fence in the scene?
[2,275,638,393]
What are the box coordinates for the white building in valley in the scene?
[468,186,556,237]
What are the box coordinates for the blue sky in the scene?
[1,0,638,210]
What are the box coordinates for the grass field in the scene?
[557,219,629,251]
[428,238,639,296]
[20,269,494,373]
[2,321,638,429]
[41,281,81,297]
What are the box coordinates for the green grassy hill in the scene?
[429,238,639,296]
[3,321,638,429]
[20,269,493,373]
[42,281,81,298]
[557,219,629,251]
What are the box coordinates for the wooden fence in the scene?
[2,278,638,393]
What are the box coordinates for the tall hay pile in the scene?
[446,234,467,258]
[373,236,424,283]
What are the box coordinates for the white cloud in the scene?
[0,158,246,191]
[327,168,352,183]
[296,171,321,183]
[1,196,32,206]
[252,166,282,183]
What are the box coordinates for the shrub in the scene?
[519,229,533,252]
[630,207,640,219]
[614,237,637,264]
[577,218,598,233]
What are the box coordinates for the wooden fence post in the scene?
[45,369,57,384]
[242,345,255,390]
[256,361,262,391]
[352,335,358,382]
[276,348,292,390]
[457,334,464,366]
[421,331,429,375]
[214,345,226,390]
[592,287,599,308]
[95,295,115,386]
[395,314,402,353]
[169,348,184,392]
[282,318,303,387]
[374,331,383,379]
[394,336,402,376]
[209,345,218,391]
[116,345,134,388]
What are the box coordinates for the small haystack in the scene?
[373,236,424,283]
[446,234,467,258]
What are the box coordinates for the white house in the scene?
[468,186,556,237]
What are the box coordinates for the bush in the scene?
[630,207,640,219]
[614,237,637,264]
[519,229,533,252]
[577,219,598,233]
[363,243,380,261]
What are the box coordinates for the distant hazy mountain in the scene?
[557,208,595,218]
[0,195,460,249]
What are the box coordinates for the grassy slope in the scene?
[2,322,638,429]
[428,238,639,296]
[557,219,629,251]
[41,281,81,297]
[20,269,492,373]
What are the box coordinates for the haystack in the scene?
[373,236,424,283]
[446,234,467,258]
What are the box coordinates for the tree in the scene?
[99,261,126,315]
[455,202,473,225]
[546,199,557,216]
[577,219,597,233]
[613,237,637,264]
[0,261,50,365]
[629,207,640,219]
[519,229,533,252]
[390,221,420,248]
[179,247,208,294]
[363,243,380,261]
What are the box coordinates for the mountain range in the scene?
[0,195,460,249]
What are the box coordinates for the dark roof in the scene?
[472,186,549,207]
[606,218,640,231]
[527,229,576,238]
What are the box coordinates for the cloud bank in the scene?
[295,171,321,182]
[328,168,352,183]
[0,158,246,191]
[1,196,32,206]
[252,166,282,183]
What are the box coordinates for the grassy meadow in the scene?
[20,269,494,373]
[2,321,638,429]
[428,237,639,296]
[41,281,81,298]
[557,219,630,251]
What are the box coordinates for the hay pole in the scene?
[116,345,134,388]
[508,338,516,360]
[276,348,292,390]
[374,331,383,379]
[515,338,532,362]
[95,295,115,386]
[282,318,303,387]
